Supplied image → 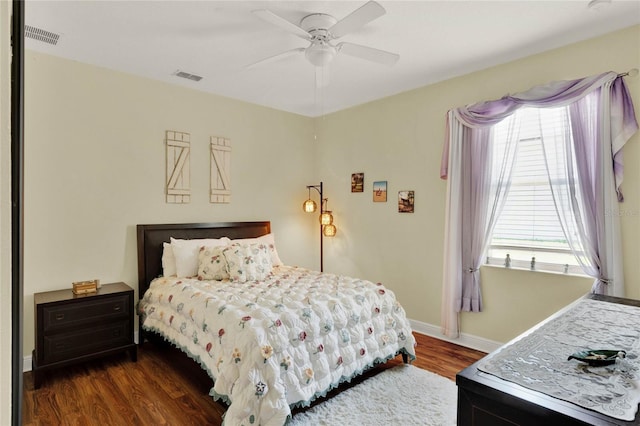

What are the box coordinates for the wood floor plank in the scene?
[23,333,486,425]
[90,365,139,424]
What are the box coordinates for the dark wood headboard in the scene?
[136,221,271,298]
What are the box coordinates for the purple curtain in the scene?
[441,71,638,337]
[459,127,491,312]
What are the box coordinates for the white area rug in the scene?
[288,364,457,426]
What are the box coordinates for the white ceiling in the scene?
[25,0,640,117]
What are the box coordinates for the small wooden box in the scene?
[72,279,99,295]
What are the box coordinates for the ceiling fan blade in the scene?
[338,42,399,66]
[245,48,305,69]
[329,1,386,39]
[252,9,311,40]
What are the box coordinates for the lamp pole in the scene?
[306,181,324,272]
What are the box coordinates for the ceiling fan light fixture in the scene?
[305,43,337,67]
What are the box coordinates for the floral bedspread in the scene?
[138,266,416,426]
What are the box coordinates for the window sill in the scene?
[481,263,590,279]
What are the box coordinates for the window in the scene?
[486,107,584,274]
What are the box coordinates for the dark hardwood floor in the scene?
[23,333,486,425]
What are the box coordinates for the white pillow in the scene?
[223,243,273,283]
[162,242,177,277]
[228,233,283,266]
[197,245,229,281]
[171,237,231,278]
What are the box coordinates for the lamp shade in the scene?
[305,43,337,67]
[319,211,333,225]
[323,223,337,237]
[303,199,317,213]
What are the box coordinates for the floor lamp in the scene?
[303,181,336,272]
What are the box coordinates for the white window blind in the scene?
[487,107,583,274]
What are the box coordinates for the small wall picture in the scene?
[398,190,415,213]
[373,181,387,202]
[351,173,364,193]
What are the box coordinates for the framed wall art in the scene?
[398,190,415,213]
[351,172,364,193]
[373,181,387,202]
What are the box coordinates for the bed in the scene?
[136,221,416,426]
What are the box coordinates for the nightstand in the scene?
[32,282,137,389]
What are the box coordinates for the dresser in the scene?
[32,282,137,389]
[456,294,640,425]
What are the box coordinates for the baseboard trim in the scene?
[23,325,499,372]
[409,319,502,354]
[23,354,30,373]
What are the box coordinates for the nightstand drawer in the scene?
[33,282,137,388]
[42,294,129,332]
[43,320,131,363]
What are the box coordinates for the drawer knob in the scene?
[113,305,121,312]
[55,313,65,321]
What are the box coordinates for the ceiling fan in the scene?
[248,1,399,70]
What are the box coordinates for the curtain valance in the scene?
[441,71,637,198]
[454,72,617,127]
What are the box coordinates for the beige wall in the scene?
[22,25,640,365]
[317,25,640,343]
[1,0,13,421]
[23,52,317,356]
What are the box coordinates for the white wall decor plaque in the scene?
[165,130,191,204]
[210,136,231,203]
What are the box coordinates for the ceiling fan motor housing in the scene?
[300,13,338,35]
